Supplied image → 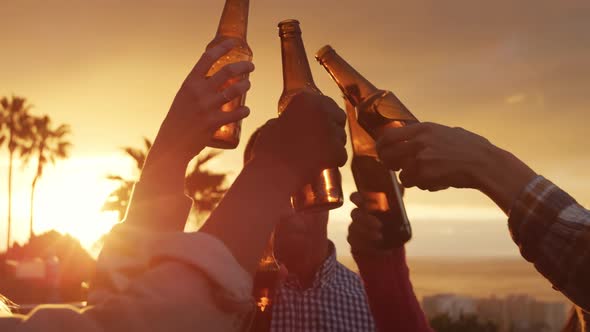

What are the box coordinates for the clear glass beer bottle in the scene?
[206,0,252,149]
[346,99,411,248]
[316,45,418,139]
[278,20,343,212]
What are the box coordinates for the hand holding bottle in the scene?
[376,122,496,190]
[151,40,254,166]
[348,192,389,255]
[376,122,537,214]
[252,92,348,185]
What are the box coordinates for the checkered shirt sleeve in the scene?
[508,176,590,312]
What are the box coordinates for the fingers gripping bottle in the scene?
[206,0,253,149]
[346,99,411,248]
[316,45,418,246]
[278,21,343,212]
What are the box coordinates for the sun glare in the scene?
[29,156,129,253]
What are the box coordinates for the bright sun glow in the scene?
[4,156,132,255]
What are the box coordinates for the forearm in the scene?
[473,145,538,215]
[124,142,192,231]
[354,248,432,332]
[200,157,299,276]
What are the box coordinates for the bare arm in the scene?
[376,122,590,311]
[201,93,348,275]
[348,193,432,332]
[376,122,537,214]
[124,39,254,231]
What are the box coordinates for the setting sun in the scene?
[4,156,132,253]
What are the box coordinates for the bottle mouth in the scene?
[315,45,335,63]
[278,19,302,36]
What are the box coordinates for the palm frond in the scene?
[0,97,8,109]
[122,147,146,170]
[105,174,126,182]
[185,151,229,217]
[143,137,153,151]
[54,124,71,137]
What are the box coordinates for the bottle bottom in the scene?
[207,122,241,150]
[291,169,344,213]
[293,200,344,213]
[208,137,240,149]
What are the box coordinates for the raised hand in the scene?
[376,122,537,214]
[152,39,255,165]
[348,192,388,255]
[252,92,348,184]
[376,122,496,191]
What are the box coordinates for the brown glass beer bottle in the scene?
[346,99,411,248]
[315,45,418,139]
[249,233,281,332]
[206,0,253,149]
[278,20,343,212]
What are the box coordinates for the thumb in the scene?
[376,122,426,151]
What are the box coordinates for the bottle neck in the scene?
[316,47,379,106]
[280,31,318,92]
[216,0,249,40]
[345,99,378,157]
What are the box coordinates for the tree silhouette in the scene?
[21,115,72,240]
[185,150,229,223]
[0,96,34,249]
[0,230,95,303]
[102,137,152,221]
[102,138,229,225]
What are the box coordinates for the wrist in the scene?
[144,141,191,171]
[149,138,199,168]
[476,145,537,214]
[139,143,190,192]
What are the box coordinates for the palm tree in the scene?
[22,115,72,240]
[102,138,152,221]
[102,138,229,225]
[0,96,34,249]
[185,151,229,223]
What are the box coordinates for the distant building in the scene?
[422,293,567,332]
[422,293,477,320]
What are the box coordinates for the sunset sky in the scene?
[1,0,589,258]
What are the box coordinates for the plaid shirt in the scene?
[271,242,376,331]
[508,176,590,312]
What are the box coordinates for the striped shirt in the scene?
[271,242,376,331]
[508,176,590,312]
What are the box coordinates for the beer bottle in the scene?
[315,45,418,139]
[206,0,253,149]
[278,20,343,212]
[346,99,411,248]
[250,233,281,332]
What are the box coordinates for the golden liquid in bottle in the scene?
[207,45,253,149]
[277,20,343,213]
[278,89,344,212]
